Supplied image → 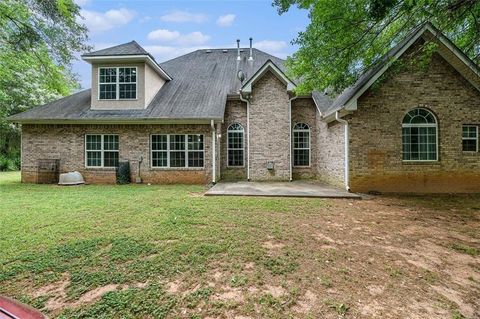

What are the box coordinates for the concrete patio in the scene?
[205,181,361,198]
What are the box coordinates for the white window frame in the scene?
[85,134,119,168]
[292,123,311,167]
[462,125,479,152]
[150,134,205,169]
[402,108,439,162]
[98,66,138,101]
[227,123,245,167]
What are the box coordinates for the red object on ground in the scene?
[0,296,46,319]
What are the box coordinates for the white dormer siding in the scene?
[90,62,166,110]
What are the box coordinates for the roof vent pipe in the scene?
[248,37,253,61]
[236,39,241,61]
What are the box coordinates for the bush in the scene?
[0,153,20,171]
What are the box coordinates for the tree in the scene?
[0,0,90,170]
[273,0,480,94]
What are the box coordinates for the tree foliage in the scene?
[0,0,90,170]
[273,0,480,94]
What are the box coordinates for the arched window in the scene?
[293,123,310,166]
[227,123,244,167]
[402,108,438,161]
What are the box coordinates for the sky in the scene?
[73,0,310,89]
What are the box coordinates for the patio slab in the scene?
[205,181,361,199]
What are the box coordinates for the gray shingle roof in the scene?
[9,48,290,122]
[82,41,148,57]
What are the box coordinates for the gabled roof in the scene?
[326,22,480,119]
[9,48,287,123]
[81,41,172,81]
[240,59,296,94]
[82,41,149,56]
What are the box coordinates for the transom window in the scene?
[462,125,478,152]
[99,67,137,100]
[293,123,310,166]
[151,134,204,168]
[85,134,119,168]
[402,108,438,161]
[227,123,244,167]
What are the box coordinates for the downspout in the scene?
[211,119,216,184]
[335,111,350,192]
[288,96,298,181]
[239,93,250,181]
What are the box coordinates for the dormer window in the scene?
[99,67,137,100]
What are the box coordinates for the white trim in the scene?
[85,134,119,168]
[292,122,311,168]
[83,55,172,81]
[335,112,350,191]
[226,123,245,168]
[150,134,205,169]
[98,66,138,101]
[211,120,216,183]
[241,60,296,94]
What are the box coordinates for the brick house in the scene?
[9,23,480,193]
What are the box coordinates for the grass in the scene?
[1,171,479,319]
[0,172,328,318]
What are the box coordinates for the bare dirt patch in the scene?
[32,276,148,312]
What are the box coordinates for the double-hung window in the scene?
[293,123,310,166]
[85,134,119,168]
[227,123,244,167]
[151,134,204,168]
[99,67,137,100]
[462,125,478,152]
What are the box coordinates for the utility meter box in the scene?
[266,161,275,170]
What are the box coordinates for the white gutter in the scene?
[239,93,250,180]
[288,96,298,181]
[211,119,216,184]
[335,111,350,192]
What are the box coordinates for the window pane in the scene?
[188,135,204,151]
[294,131,309,149]
[463,140,477,152]
[152,151,168,167]
[119,84,136,99]
[99,68,116,83]
[103,135,118,151]
[170,135,185,151]
[228,150,244,166]
[119,68,136,83]
[103,151,118,167]
[87,151,102,167]
[86,135,102,150]
[188,151,204,167]
[294,149,310,166]
[99,84,116,99]
[170,151,185,167]
[228,132,243,149]
[402,126,437,160]
[152,135,167,151]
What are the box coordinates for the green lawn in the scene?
[1,171,479,319]
[0,172,329,318]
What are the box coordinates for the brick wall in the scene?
[249,71,290,180]
[349,50,480,193]
[291,98,318,179]
[316,120,345,187]
[21,124,213,184]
